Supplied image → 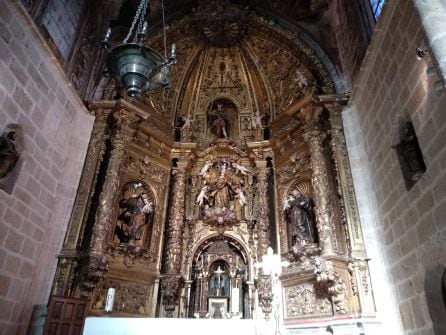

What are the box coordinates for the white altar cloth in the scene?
[83,317,257,335]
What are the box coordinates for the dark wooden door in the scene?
[44,296,89,335]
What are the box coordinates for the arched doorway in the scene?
[188,237,250,319]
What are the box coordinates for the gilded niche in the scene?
[113,181,155,250]
[196,158,249,225]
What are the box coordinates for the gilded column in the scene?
[89,109,139,256]
[255,160,271,258]
[161,161,188,317]
[254,160,273,319]
[303,113,336,256]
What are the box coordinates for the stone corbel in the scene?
[79,256,109,297]
[161,274,185,317]
[256,274,273,320]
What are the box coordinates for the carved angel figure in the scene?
[235,188,247,206]
[199,160,213,176]
[196,185,208,206]
[282,197,291,211]
[252,111,264,129]
[181,115,194,130]
[233,162,249,175]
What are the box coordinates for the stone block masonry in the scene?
[343,1,446,334]
[0,1,94,335]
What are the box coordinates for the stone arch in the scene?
[188,234,252,318]
[425,263,446,335]
[191,235,251,278]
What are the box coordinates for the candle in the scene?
[231,287,239,313]
[105,288,115,313]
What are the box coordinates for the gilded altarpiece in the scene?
[51,1,375,326]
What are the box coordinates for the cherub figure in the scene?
[252,111,264,129]
[282,197,291,211]
[181,115,194,130]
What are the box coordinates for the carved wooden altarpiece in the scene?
[50,0,375,328]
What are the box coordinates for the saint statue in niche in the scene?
[283,189,316,246]
[0,124,23,179]
[391,121,426,187]
[115,182,154,248]
[208,100,230,139]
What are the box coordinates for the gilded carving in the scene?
[92,279,153,315]
[113,181,154,249]
[256,275,273,320]
[328,106,363,249]
[302,126,336,255]
[161,275,185,317]
[254,162,271,258]
[90,110,139,256]
[125,156,167,191]
[314,258,348,314]
[53,1,376,322]
[284,282,332,318]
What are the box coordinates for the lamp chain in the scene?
[124,0,149,44]
[161,0,167,59]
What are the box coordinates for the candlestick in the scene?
[105,288,115,313]
[231,287,239,313]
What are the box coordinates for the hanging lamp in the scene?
[101,0,176,98]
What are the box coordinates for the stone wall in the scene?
[0,2,94,335]
[343,1,446,334]
[333,0,369,88]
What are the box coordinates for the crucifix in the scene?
[255,247,290,335]
[255,247,290,278]
[214,265,225,296]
